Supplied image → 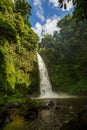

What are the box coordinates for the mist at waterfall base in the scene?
[37,52,72,99]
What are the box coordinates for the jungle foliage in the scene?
[40,15,87,95]
[0,0,87,101]
[58,0,87,21]
[0,0,39,100]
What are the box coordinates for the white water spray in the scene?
[37,52,58,98]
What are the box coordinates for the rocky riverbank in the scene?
[0,97,87,130]
[0,102,22,129]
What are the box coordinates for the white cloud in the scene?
[49,0,73,11]
[32,15,60,40]
[34,0,40,5]
[36,10,45,22]
[49,0,59,7]
[43,15,60,35]
[33,0,45,22]
[32,22,43,38]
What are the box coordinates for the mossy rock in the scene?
[3,116,26,130]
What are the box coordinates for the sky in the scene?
[29,0,74,39]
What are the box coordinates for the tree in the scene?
[40,14,87,94]
[41,34,53,48]
[73,0,87,21]
[58,0,87,21]
[0,0,14,13]
[15,0,32,19]
[0,19,17,42]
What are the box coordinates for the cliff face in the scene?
[0,0,39,96]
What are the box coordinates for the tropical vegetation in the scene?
[0,0,87,103]
[0,0,39,103]
[40,14,87,95]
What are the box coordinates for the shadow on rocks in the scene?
[0,109,11,129]
[60,108,87,130]
[22,98,39,121]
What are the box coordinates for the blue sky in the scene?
[29,0,74,38]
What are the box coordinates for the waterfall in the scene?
[37,52,58,98]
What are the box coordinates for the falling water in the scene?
[37,52,58,98]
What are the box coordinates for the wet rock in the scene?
[60,108,87,130]
[22,99,39,120]
[41,100,55,110]
[69,106,73,111]
[24,106,38,120]
[42,102,50,110]
[5,102,22,108]
[48,100,54,106]
[60,119,79,130]
[0,110,10,128]
[4,117,11,124]
[78,108,87,126]
[55,105,63,110]
[10,108,21,118]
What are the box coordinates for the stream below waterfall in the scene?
[2,97,87,130]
